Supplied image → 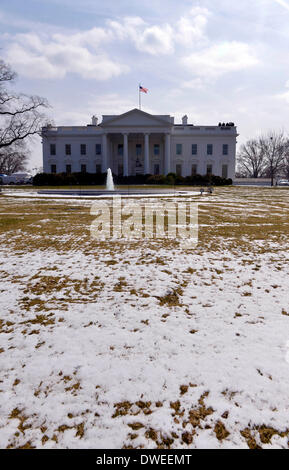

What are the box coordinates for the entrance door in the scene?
[154,164,160,175]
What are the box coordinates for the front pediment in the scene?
[100,109,172,128]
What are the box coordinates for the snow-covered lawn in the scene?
[0,186,289,449]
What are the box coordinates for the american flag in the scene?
[139,85,148,93]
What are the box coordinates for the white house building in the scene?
[42,108,237,179]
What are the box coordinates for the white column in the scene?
[144,133,150,174]
[102,133,108,173]
[164,133,171,175]
[123,133,129,176]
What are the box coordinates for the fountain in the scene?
[106,168,115,191]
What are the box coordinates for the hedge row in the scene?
[33,172,232,186]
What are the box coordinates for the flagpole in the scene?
[139,83,141,110]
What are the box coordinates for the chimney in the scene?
[182,115,188,125]
[91,115,98,126]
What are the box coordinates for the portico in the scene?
[101,131,171,176]
[99,109,173,176]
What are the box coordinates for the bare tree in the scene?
[0,59,48,157]
[259,131,286,186]
[0,140,28,174]
[237,139,266,178]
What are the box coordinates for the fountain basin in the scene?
[37,188,198,197]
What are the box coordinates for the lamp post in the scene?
[270,136,274,187]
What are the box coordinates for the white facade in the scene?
[42,108,238,179]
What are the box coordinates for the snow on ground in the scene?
[0,186,289,449]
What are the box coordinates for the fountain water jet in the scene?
[106,168,115,191]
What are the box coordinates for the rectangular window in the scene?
[96,164,101,174]
[191,164,197,176]
[154,144,160,156]
[207,164,213,175]
[65,144,71,155]
[66,164,71,174]
[50,144,56,156]
[176,164,182,176]
[81,164,86,173]
[118,164,123,176]
[118,144,123,156]
[207,144,213,155]
[80,144,86,155]
[136,144,142,156]
[176,143,182,155]
[192,144,198,155]
[223,144,228,155]
[222,164,228,178]
[96,144,102,155]
[51,164,56,174]
[154,164,160,175]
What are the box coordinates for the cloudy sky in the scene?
[1,0,289,170]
